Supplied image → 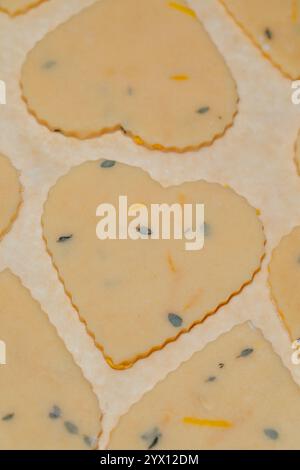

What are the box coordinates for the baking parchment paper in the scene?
[1,0,300,449]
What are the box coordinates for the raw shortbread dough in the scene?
[295,131,300,175]
[42,160,265,369]
[0,269,101,450]
[0,154,22,240]
[220,0,300,79]
[21,0,238,151]
[269,226,300,341]
[108,323,300,450]
[0,0,47,16]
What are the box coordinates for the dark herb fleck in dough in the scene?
[127,87,134,96]
[2,413,14,421]
[204,223,211,237]
[237,348,254,358]
[297,255,300,264]
[57,235,73,243]
[83,435,95,448]
[42,60,57,70]
[136,226,152,236]
[295,338,300,347]
[264,428,279,440]
[141,427,162,450]
[197,106,210,114]
[49,405,61,419]
[54,129,62,133]
[64,421,79,435]
[206,376,217,383]
[264,28,273,40]
[101,160,116,169]
[168,313,183,328]
[218,362,225,369]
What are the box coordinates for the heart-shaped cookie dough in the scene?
[42,160,265,369]
[0,0,47,15]
[108,323,300,450]
[0,269,101,450]
[0,154,22,240]
[269,226,300,341]
[21,0,238,151]
[220,0,300,79]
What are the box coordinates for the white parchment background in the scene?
[1,0,300,449]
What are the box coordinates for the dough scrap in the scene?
[269,226,300,341]
[0,0,47,16]
[42,160,265,369]
[21,0,238,151]
[108,323,300,450]
[220,0,300,79]
[0,154,22,240]
[0,269,101,450]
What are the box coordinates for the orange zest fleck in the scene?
[171,75,189,81]
[292,0,299,23]
[152,143,164,151]
[133,135,163,151]
[167,253,177,273]
[183,416,233,429]
[178,193,186,205]
[183,288,202,311]
[168,2,196,18]
[291,0,300,23]
[133,135,144,146]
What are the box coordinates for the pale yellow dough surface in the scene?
[0,154,21,240]
[21,0,238,151]
[295,131,300,174]
[0,0,47,15]
[220,0,300,79]
[0,269,101,450]
[42,160,265,368]
[109,323,300,450]
[269,226,300,341]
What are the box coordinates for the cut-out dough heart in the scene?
[0,269,101,450]
[0,0,47,15]
[42,160,265,369]
[269,226,300,341]
[295,131,300,175]
[220,0,300,79]
[21,0,238,151]
[0,154,22,240]
[108,323,300,450]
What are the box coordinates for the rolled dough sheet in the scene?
[0,269,102,450]
[0,0,48,16]
[269,226,300,341]
[295,131,300,175]
[21,0,238,151]
[108,323,300,450]
[2,0,300,450]
[42,160,265,369]
[0,153,22,240]
[220,0,300,79]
